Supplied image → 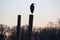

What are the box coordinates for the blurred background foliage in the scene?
[0,19,60,40]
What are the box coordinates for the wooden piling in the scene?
[28,14,34,40]
[16,15,21,40]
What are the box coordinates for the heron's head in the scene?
[32,3,34,5]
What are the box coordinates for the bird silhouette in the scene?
[30,3,34,14]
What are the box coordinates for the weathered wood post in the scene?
[0,25,4,40]
[28,14,34,40]
[16,15,21,40]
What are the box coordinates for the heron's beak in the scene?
[34,3,36,6]
[32,3,35,5]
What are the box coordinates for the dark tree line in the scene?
[0,19,60,40]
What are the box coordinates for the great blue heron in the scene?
[30,3,34,14]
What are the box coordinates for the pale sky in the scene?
[0,0,60,28]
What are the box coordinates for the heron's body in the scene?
[30,3,34,13]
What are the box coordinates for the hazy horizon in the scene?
[0,0,60,28]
